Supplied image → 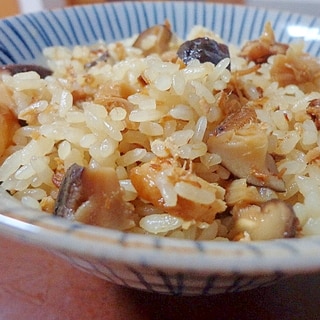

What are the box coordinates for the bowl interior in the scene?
[1,2,320,295]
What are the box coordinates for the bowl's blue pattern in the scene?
[1,2,320,65]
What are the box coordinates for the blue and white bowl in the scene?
[1,1,320,296]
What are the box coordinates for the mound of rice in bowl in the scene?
[1,21,320,241]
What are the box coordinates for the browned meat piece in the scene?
[239,22,288,64]
[270,49,320,92]
[130,157,226,223]
[306,99,320,129]
[0,102,20,157]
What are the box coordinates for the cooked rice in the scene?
[1,23,320,241]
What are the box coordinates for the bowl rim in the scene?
[1,188,320,275]
[1,1,320,65]
[1,1,320,276]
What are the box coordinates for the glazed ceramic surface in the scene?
[1,1,320,295]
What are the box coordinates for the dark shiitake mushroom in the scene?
[177,37,230,69]
[0,64,52,78]
[54,163,134,230]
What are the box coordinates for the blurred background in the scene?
[1,0,319,19]
[0,0,241,18]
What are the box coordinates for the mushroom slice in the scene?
[229,199,299,241]
[54,163,134,230]
[207,108,285,192]
[133,23,172,56]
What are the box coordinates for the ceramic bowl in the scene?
[1,1,320,296]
